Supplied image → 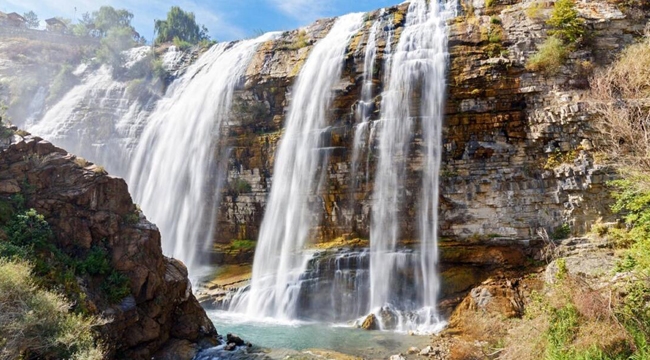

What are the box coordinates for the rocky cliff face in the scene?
[4,0,649,318]
[217,0,648,247]
[0,127,217,359]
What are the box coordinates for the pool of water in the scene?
[203,310,432,359]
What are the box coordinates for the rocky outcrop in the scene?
[0,127,217,359]
[216,0,649,251]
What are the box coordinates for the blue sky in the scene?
[1,0,401,41]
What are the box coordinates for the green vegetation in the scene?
[0,202,131,308]
[544,149,577,170]
[230,239,256,251]
[526,35,568,74]
[287,30,309,50]
[155,6,210,45]
[47,64,77,104]
[526,0,585,74]
[551,223,571,240]
[0,260,105,360]
[231,95,271,133]
[230,178,253,194]
[526,1,547,20]
[546,0,585,44]
[608,179,650,269]
[23,11,39,29]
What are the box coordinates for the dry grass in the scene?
[590,38,650,173]
[0,260,104,360]
[73,156,90,168]
[526,36,568,74]
[500,315,548,360]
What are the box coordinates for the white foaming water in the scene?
[128,34,279,281]
[349,15,381,189]
[27,47,163,177]
[369,0,453,333]
[229,13,365,320]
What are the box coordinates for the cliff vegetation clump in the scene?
[527,0,585,74]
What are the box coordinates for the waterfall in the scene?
[230,13,365,320]
[349,15,381,191]
[128,34,278,280]
[369,0,451,332]
[27,47,162,177]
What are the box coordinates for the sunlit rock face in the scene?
[6,0,649,332]
[217,0,645,249]
[0,128,218,359]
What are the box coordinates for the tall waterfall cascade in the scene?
[27,47,159,177]
[370,0,452,333]
[23,0,455,334]
[128,33,279,279]
[229,13,366,320]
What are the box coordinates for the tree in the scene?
[547,0,585,44]
[23,11,39,29]
[92,6,134,37]
[155,6,210,45]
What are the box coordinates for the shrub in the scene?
[526,1,547,20]
[526,36,567,74]
[283,30,309,51]
[152,58,168,82]
[47,64,77,105]
[6,208,53,248]
[231,178,252,194]
[0,260,105,360]
[590,39,650,173]
[1,208,131,306]
[102,271,131,303]
[80,247,111,276]
[608,179,650,270]
[552,223,572,240]
[173,36,193,51]
[547,0,585,44]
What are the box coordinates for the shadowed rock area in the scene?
[0,126,218,359]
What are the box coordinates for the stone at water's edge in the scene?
[0,127,218,359]
[361,313,379,330]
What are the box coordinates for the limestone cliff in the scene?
[0,127,217,359]
[216,0,648,247]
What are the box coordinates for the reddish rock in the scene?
[0,131,218,359]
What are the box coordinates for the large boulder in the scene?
[0,130,218,359]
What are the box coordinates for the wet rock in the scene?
[420,345,434,356]
[389,354,405,360]
[226,333,245,347]
[378,307,399,330]
[407,346,420,354]
[224,343,237,351]
[361,314,379,330]
[152,339,198,360]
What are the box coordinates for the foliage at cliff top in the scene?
[155,6,210,45]
[22,11,39,29]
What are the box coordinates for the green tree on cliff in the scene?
[154,6,210,45]
[23,11,39,29]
